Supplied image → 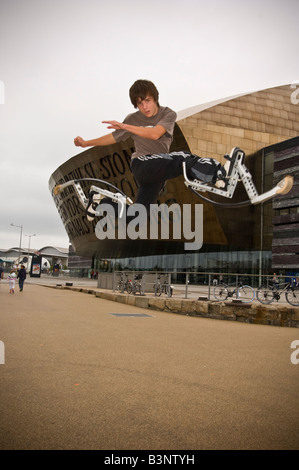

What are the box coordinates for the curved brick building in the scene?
[49,84,299,274]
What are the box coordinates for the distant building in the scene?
[0,246,68,272]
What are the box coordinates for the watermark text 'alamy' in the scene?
[95,203,203,251]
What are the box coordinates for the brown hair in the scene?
[129,79,159,108]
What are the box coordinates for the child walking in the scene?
[8,269,17,294]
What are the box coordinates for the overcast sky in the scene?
[1,0,299,251]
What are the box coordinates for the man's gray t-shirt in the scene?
[112,106,177,158]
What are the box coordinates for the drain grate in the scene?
[109,313,153,317]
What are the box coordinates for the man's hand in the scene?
[74,136,87,147]
[102,120,125,130]
[74,133,116,148]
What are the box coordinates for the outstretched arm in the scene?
[74,119,167,148]
[74,133,116,148]
[103,121,166,141]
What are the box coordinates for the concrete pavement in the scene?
[0,279,298,450]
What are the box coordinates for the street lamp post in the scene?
[25,234,36,270]
[10,223,23,265]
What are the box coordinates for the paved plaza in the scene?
[0,278,298,450]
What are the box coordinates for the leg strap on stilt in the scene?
[86,185,133,220]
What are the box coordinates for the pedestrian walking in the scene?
[17,265,27,291]
[8,269,17,294]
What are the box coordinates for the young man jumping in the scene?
[74,79,237,220]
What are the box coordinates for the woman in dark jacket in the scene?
[17,265,27,291]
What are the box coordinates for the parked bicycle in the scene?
[153,275,173,297]
[131,274,143,295]
[256,279,299,306]
[116,273,133,294]
[214,281,255,303]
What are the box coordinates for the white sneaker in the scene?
[215,147,244,189]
